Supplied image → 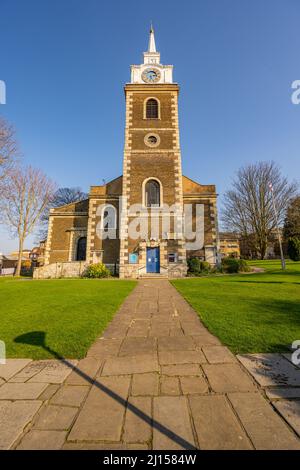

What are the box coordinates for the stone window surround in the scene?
[142,177,163,209]
[168,252,178,263]
[68,228,87,262]
[144,132,161,148]
[143,96,161,120]
[99,204,117,230]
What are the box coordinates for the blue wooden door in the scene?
[146,247,160,273]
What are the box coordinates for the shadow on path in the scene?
[14,331,195,450]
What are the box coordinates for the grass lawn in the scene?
[172,260,300,354]
[0,278,136,359]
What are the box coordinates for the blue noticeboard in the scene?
[129,253,138,264]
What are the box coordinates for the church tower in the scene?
[40,27,219,280]
[119,26,187,278]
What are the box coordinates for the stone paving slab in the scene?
[51,385,90,407]
[160,376,181,395]
[180,321,208,336]
[158,350,206,365]
[124,396,152,443]
[265,387,300,400]
[102,354,159,376]
[8,361,48,382]
[0,359,32,381]
[131,373,159,396]
[203,363,257,393]
[202,346,237,364]
[38,384,60,401]
[0,400,42,449]
[192,333,222,347]
[180,376,208,395]
[126,320,150,338]
[158,336,195,351]
[273,399,300,436]
[237,353,300,387]
[189,395,252,449]
[33,405,78,430]
[228,392,300,450]
[68,376,131,442]
[161,364,201,377]
[0,382,48,400]
[149,323,171,337]
[153,396,195,450]
[102,324,130,339]
[87,339,122,358]
[17,430,67,450]
[119,337,156,356]
[29,360,78,384]
[282,353,300,369]
[65,357,102,385]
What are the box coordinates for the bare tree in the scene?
[37,187,88,241]
[0,117,18,185]
[49,187,88,207]
[0,166,56,276]
[222,161,298,259]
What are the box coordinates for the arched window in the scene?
[146,99,159,119]
[145,179,161,207]
[76,237,86,261]
[101,205,117,231]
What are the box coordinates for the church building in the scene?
[36,28,219,279]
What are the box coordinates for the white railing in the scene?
[0,268,15,276]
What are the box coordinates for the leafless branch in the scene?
[0,165,56,275]
[221,161,298,259]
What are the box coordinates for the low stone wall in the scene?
[33,262,120,279]
[168,263,188,278]
[34,261,186,279]
[33,262,88,279]
[119,262,187,279]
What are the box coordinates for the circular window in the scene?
[144,133,160,148]
[148,135,157,145]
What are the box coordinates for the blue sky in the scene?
[0,0,299,252]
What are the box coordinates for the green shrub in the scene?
[237,259,250,272]
[221,257,250,273]
[187,258,211,275]
[200,261,211,272]
[187,258,201,273]
[84,263,110,278]
[287,237,300,261]
[221,257,239,273]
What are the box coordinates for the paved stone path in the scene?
[0,280,300,449]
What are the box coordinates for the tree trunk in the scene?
[258,236,267,260]
[15,237,24,276]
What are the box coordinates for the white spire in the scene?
[130,25,173,83]
[148,23,156,52]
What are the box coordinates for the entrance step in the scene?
[139,273,169,279]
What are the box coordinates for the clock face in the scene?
[142,68,161,83]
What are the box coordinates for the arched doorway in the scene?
[76,237,87,261]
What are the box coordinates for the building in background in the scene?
[219,232,240,258]
[29,240,46,267]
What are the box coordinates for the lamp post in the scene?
[268,182,286,270]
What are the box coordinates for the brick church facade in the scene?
[36,28,219,279]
